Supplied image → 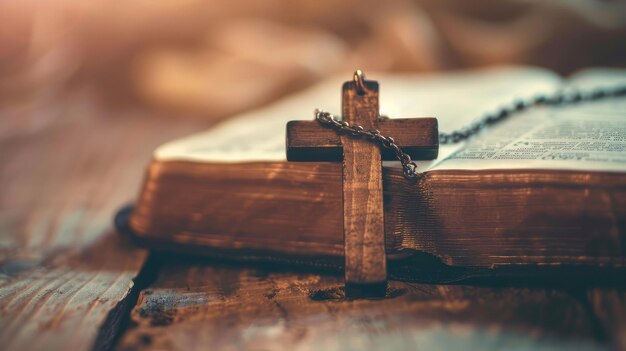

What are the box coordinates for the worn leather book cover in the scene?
[119,67,626,281]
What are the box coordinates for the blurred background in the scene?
[2,2,626,349]
[1,0,625,124]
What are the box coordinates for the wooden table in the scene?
[1,92,625,351]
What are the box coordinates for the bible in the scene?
[121,66,626,282]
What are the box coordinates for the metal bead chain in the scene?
[315,84,626,180]
[439,85,626,144]
[314,109,419,179]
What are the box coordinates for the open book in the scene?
[126,67,626,278]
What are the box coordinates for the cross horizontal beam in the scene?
[286,118,439,162]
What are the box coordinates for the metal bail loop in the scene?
[353,69,366,95]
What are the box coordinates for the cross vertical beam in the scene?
[341,78,387,297]
[285,71,439,298]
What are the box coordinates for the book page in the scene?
[156,66,561,173]
[431,70,626,172]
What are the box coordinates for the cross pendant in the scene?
[286,71,439,298]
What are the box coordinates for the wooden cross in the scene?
[286,71,439,298]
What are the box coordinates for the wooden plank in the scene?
[0,233,148,351]
[117,258,605,350]
[0,93,208,351]
[341,79,387,296]
[286,118,439,161]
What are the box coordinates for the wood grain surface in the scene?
[587,289,626,350]
[286,118,438,162]
[3,90,626,351]
[0,93,207,351]
[117,256,607,351]
[340,80,387,296]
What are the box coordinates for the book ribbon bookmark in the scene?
[286,70,439,298]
